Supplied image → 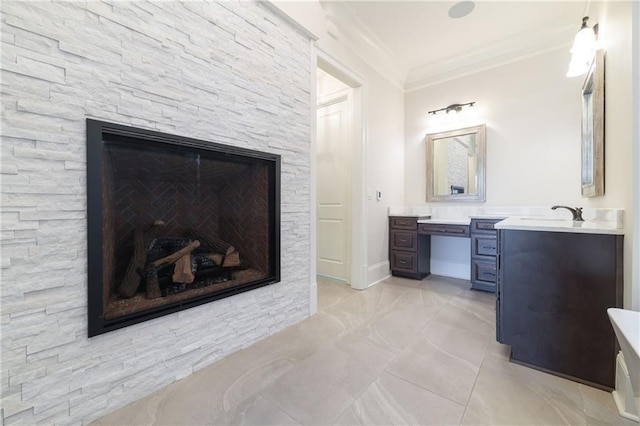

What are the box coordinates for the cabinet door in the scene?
[472,219,500,233]
[391,251,417,273]
[390,230,417,251]
[472,234,497,257]
[390,217,417,231]
[500,230,623,389]
[471,259,497,285]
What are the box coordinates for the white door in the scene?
[316,92,351,281]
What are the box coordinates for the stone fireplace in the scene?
[87,119,281,336]
[1,0,311,422]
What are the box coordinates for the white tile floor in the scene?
[95,275,634,425]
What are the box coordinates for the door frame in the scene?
[311,47,368,303]
[632,0,640,311]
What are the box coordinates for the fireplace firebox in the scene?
[87,119,280,337]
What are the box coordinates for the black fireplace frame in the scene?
[86,119,281,337]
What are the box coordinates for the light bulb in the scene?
[570,27,596,55]
[567,24,596,77]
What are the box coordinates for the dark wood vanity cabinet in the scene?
[389,217,430,279]
[497,229,623,390]
[418,223,470,237]
[470,218,503,292]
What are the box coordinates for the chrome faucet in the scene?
[551,205,584,221]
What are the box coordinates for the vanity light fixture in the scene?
[428,102,475,115]
[566,16,598,77]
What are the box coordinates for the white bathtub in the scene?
[608,308,640,422]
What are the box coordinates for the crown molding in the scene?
[405,42,572,93]
[320,0,407,91]
[405,24,576,92]
[313,1,580,93]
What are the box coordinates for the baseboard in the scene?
[367,260,390,288]
[317,273,347,283]
[430,258,470,280]
[309,281,318,316]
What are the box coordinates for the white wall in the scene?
[584,1,637,310]
[404,48,582,279]
[405,48,583,207]
[365,71,404,283]
[273,1,405,287]
[404,1,636,308]
[0,1,312,423]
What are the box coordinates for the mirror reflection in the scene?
[426,124,486,202]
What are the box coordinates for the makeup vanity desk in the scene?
[389,215,503,292]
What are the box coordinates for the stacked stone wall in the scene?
[0,1,312,423]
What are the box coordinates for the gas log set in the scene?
[101,218,268,324]
[117,220,247,300]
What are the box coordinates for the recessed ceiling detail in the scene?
[448,1,475,19]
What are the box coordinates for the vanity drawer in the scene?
[391,251,417,273]
[472,234,498,257]
[390,217,417,231]
[469,218,502,293]
[418,223,470,237]
[472,219,501,234]
[390,230,417,251]
[471,259,497,284]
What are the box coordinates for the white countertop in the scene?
[388,206,624,234]
[494,217,624,235]
[418,218,471,225]
[468,215,509,220]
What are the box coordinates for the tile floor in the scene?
[95,275,634,425]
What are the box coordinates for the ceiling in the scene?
[319,1,589,90]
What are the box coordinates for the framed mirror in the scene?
[581,49,604,197]
[426,124,486,202]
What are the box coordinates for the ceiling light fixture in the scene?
[566,16,598,77]
[448,1,475,19]
[428,102,475,115]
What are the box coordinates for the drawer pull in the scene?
[399,260,407,265]
[482,245,496,250]
[484,272,496,277]
[440,228,464,233]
